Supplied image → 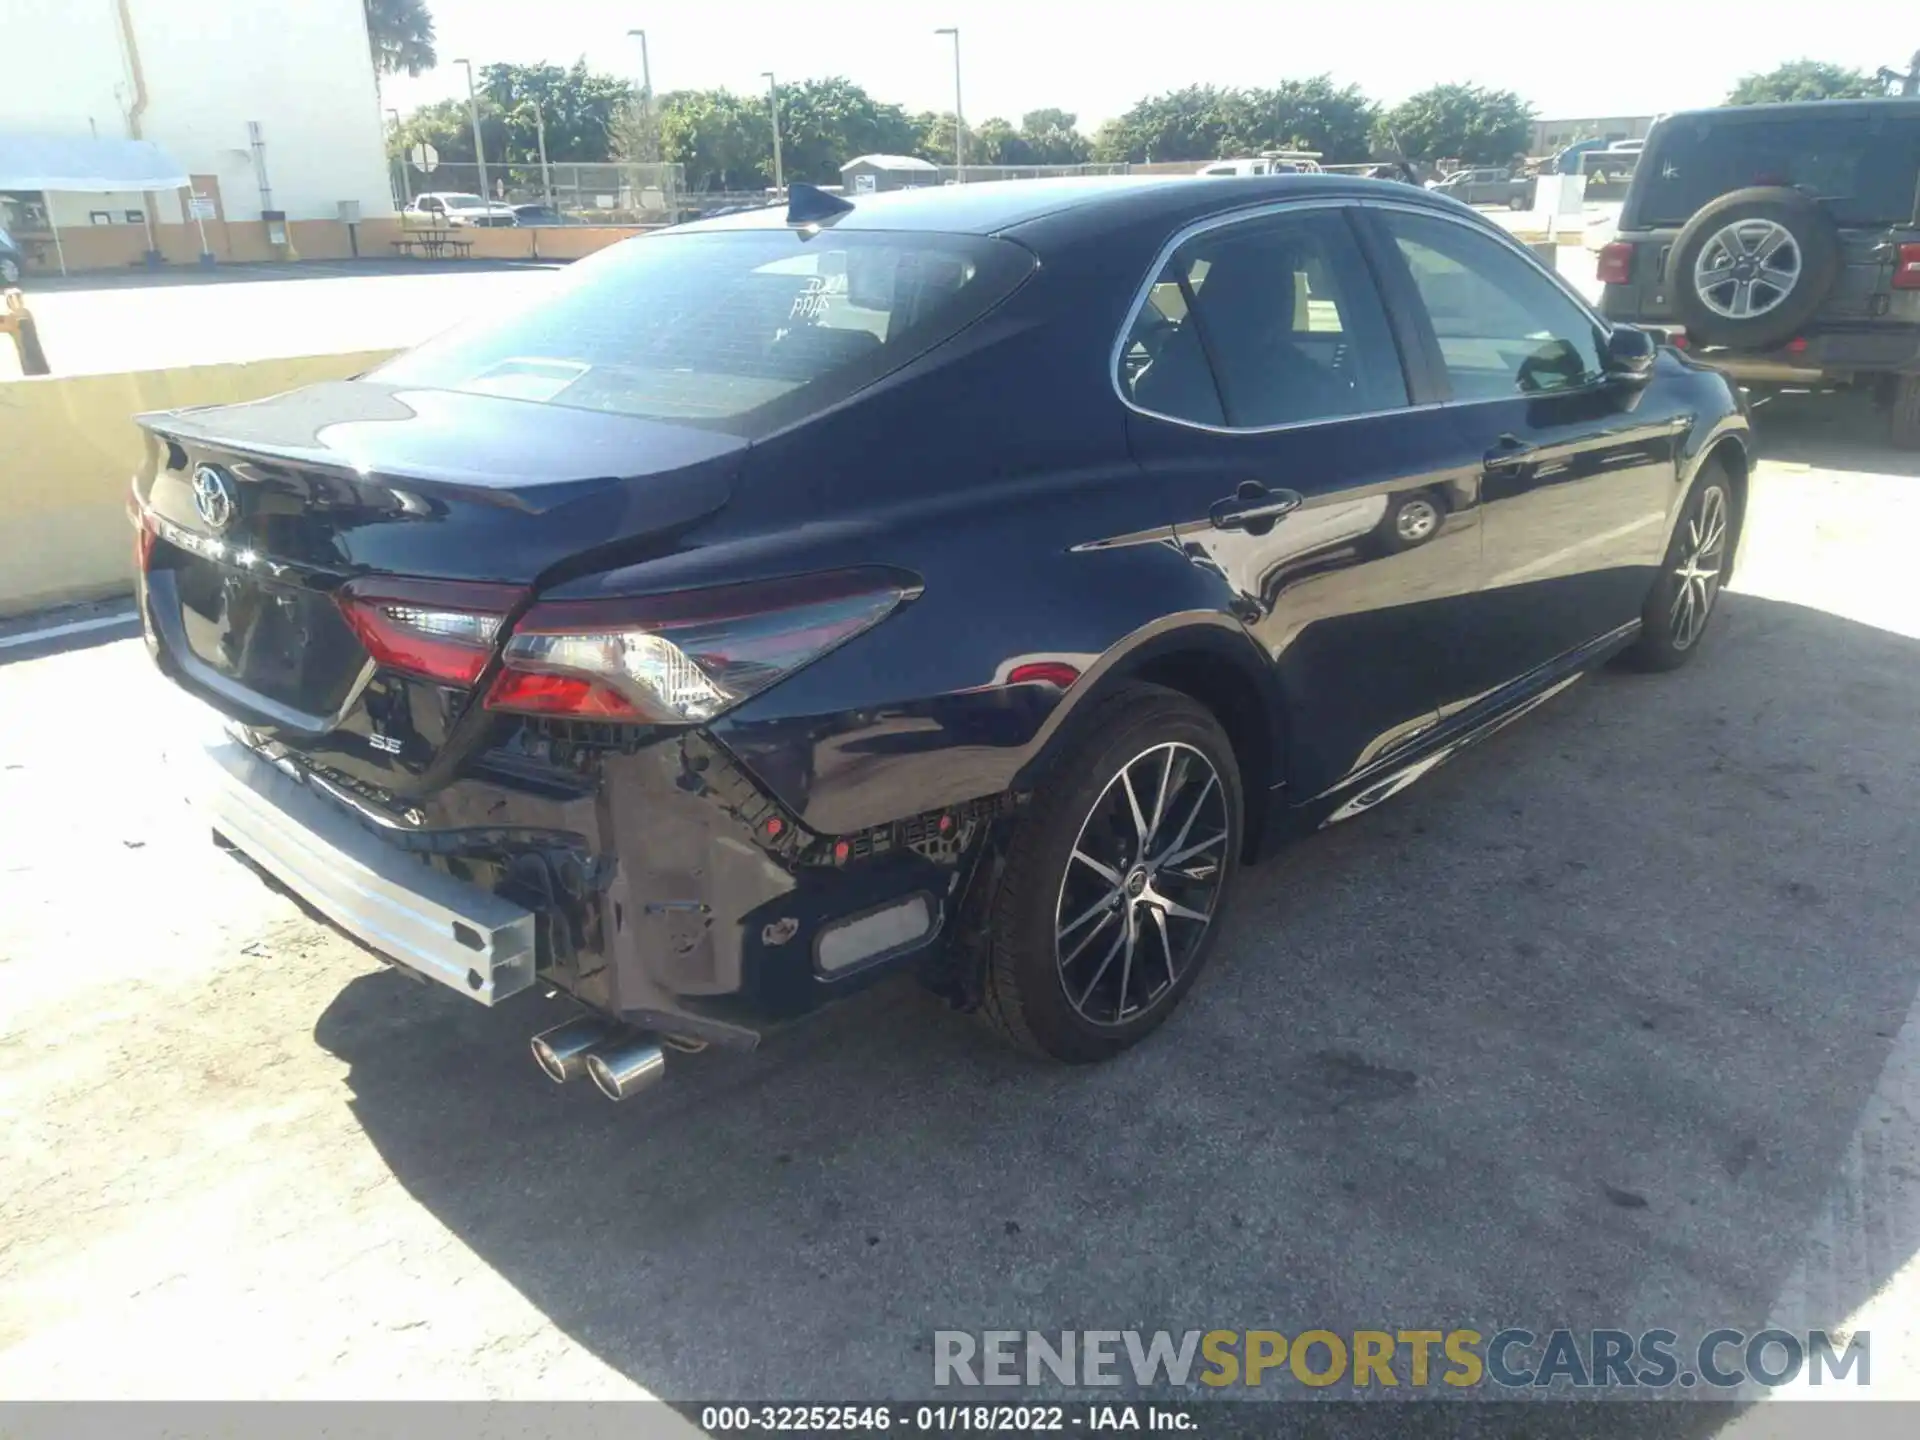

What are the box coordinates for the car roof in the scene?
[667,174,1462,243]
[1658,98,1920,126]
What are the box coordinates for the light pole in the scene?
[762,71,784,194]
[534,101,553,209]
[626,29,655,162]
[934,27,963,183]
[454,58,490,203]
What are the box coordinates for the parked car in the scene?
[509,203,570,227]
[1598,98,1920,447]
[1428,167,1534,210]
[405,192,517,227]
[1198,155,1323,176]
[0,223,21,285]
[132,176,1746,1099]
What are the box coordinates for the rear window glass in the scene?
[372,229,1032,435]
[1638,113,1920,227]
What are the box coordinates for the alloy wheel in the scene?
[1054,741,1230,1027]
[1395,497,1441,544]
[1693,220,1800,320]
[1669,484,1728,651]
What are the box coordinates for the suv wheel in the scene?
[978,685,1242,1063]
[1667,187,1840,349]
[1893,375,1920,451]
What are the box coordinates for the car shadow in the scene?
[312,589,1920,1431]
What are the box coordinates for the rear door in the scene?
[1366,205,1685,694]
[1118,203,1487,801]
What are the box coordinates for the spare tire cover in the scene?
[1665,186,1841,349]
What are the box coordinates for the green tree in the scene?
[1019,109,1093,165]
[391,97,479,165]
[480,61,634,163]
[1091,85,1253,163]
[1726,60,1885,104]
[971,117,1026,165]
[1375,83,1534,164]
[656,88,775,190]
[777,77,921,184]
[364,0,436,77]
[1248,77,1377,163]
[912,111,971,166]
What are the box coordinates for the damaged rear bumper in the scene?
[186,729,540,1005]
[178,716,1000,1046]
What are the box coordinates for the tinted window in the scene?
[1118,209,1409,429]
[1383,211,1604,401]
[373,229,1032,434]
[1639,112,1920,227]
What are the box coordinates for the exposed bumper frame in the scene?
[185,729,539,1005]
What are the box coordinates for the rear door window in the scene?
[1118,208,1409,429]
[373,229,1033,436]
[1638,112,1920,227]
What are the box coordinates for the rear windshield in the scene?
[372,228,1033,435]
[1637,112,1920,228]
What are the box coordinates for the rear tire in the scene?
[1622,461,1737,672]
[1891,375,1920,451]
[1666,187,1839,349]
[979,684,1243,1063]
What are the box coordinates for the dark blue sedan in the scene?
[132,175,1750,1098]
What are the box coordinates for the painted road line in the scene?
[0,608,139,651]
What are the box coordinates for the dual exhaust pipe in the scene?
[531,1016,668,1101]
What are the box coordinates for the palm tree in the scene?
[365,0,437,77]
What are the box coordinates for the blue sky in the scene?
[380,0,1916,129]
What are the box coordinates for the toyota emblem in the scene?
[191,465,237,531]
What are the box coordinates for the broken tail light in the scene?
[485,568,919,723]
[337,579,526,686]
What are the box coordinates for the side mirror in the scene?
[1604,324,1657,379]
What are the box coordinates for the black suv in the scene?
[1598,99,1920,445]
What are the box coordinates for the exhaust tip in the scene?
[585,1038,668,1101]
[530,1016,617,1084]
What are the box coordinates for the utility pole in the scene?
[763,71,785,193]
[455,58,490,202]
[535,101,553,209]
[935,28,964,182]
[627,29,656,161]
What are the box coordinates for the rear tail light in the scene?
[1894,243,1920,290]
[131,497,156,570]
[337,579,525,686]
[1597,242,1633,286]
[485,568,919,724]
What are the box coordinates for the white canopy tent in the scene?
[0,135,192,275]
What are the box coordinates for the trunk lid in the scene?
[135,379,740,795]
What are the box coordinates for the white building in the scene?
[1,0,394,228]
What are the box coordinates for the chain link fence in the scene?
[939,163,1130,183]
[391,160,684,223]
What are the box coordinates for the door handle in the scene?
[1483,433,1537,471]
[1209,481,1304,532]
